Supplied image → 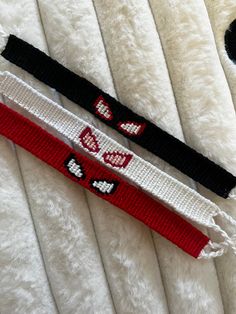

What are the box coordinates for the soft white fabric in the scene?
[149,1,236,312]
[0,0,235,313]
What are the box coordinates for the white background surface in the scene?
[0,0,236,313]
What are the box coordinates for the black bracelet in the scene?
[2,34,236,198]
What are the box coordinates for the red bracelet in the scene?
[0,102,209,258]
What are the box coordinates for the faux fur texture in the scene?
[0,0,235,313]
[149,0,236,312]
[0,135,57,314]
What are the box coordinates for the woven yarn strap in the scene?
[1,35,236,198]
[0,101,214,258]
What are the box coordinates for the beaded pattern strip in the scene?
[0,101,211,258]
[1,35,236,198]
[1,71,236,246]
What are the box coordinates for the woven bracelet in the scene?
[1,71,236,258]
[0,101,215,258]
[1,34,236,198]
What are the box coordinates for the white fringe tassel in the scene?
[199,209,236,259]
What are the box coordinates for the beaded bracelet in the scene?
[0,101,215,258]
[1,71,236,258]
[1,34,236,198]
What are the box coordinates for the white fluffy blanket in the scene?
[0,1,236,313]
